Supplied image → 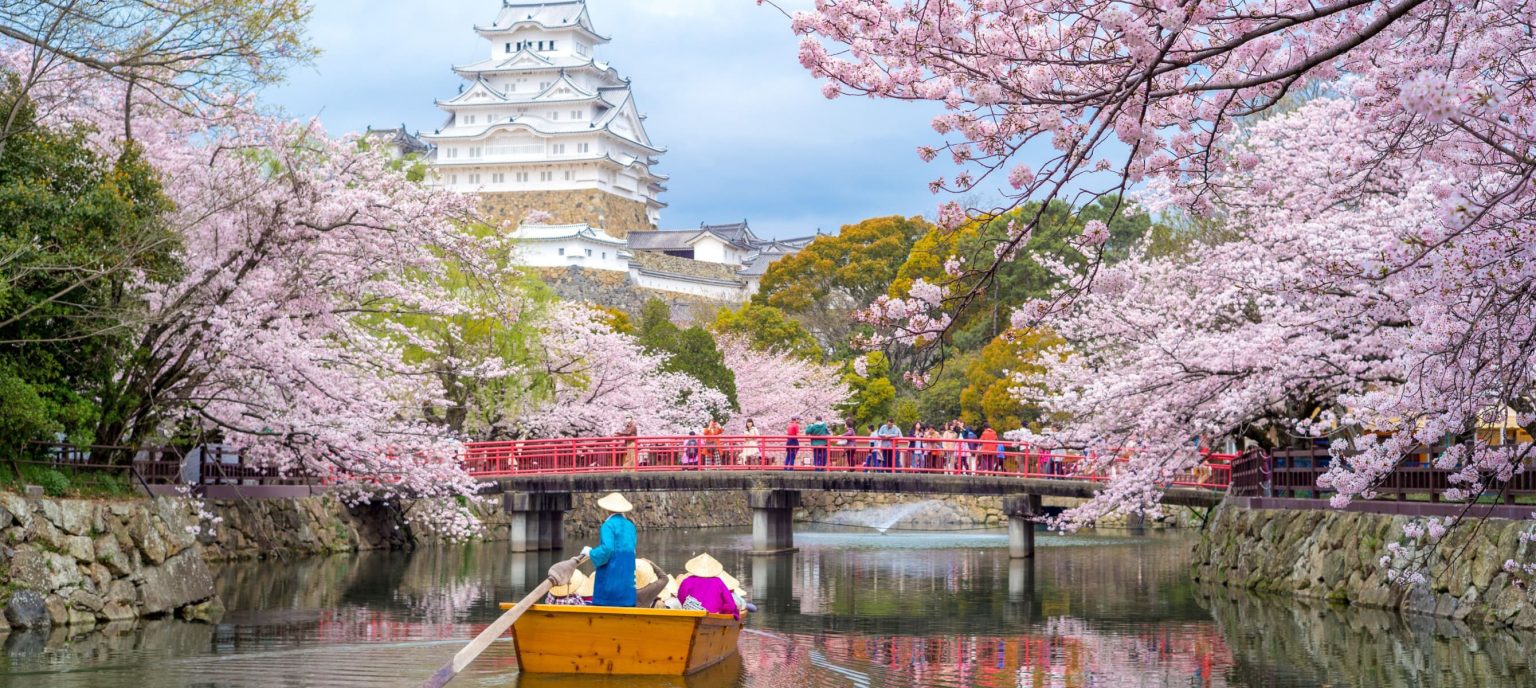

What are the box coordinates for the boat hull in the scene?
[506,604,743,676]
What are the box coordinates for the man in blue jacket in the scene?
[583,492,637,607]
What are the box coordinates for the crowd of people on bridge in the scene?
[640,415,1062,475]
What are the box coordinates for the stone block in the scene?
[177,598,225,624]
[94,535,132,577]
[3,590,50,629]
[43,596,67,626]
[138,548,215,615]
[63,535,94,563]
[23,485,43,498]
[0,493,27,530]
[128,514,169,565]
[8,547,84,593]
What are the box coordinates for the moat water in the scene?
[1,525,1531,687]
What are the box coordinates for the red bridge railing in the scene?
[462,434,1234,490]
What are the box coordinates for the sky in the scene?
[262,0,948,239]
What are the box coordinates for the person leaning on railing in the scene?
[619,417,639,470]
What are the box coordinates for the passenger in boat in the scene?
[635,557,668,608]
[544,569,590,606]
[676,554,741,619]
[582,492,638,607]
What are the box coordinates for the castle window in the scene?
[558,248,565,256]
[468,173,481,184]
[577,143,590,154]
[492,173,505,183]
[602,252,607,259]
[468,147,482,158]
[552,143,566,154]
[540,171,553,182]
[550,41,557,50]
[564,170,574,181]
[516,172,529,182]
[505,42,512,53]
[585,248,592,257]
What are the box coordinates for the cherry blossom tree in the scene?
[1014,97,1535,536]
[4,52,501,510]
[772,1,1536,540]
[521,303,731,437]
[718,335,850,433]
[774,0,1535,349]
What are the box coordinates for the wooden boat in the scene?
[501,603,744,676]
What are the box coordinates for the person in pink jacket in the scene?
[675,553,740,619]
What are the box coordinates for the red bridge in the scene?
[465,434,1235,558]
[462,433,1235,489]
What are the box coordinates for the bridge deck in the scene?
[483,470,1224,508]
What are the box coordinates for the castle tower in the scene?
[424,0,666,237]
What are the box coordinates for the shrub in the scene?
[35,469,70,497]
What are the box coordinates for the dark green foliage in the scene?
[635,299,738,412]
[0,76,179,457]
[34,468,69,497]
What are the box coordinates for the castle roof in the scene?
[362,125,430,156]
[511,222,628,247]
[476,0,609,43]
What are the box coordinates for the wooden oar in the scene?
[422,554,588,688]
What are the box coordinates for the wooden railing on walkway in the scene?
[1229,447,1536,503]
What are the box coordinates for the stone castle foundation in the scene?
[479,189,654,238]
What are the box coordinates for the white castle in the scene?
[368,0,818,301]
[421,0,667,228]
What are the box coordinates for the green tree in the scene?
[959,330,1062,431]
[711,303,822,361]
[634,298,738,412]
[0,83,178,453]
[840,352,896,429]
[755,215,931,350]
[385,230,557,439]
[913,351,975,425]
[892,197,1151,348]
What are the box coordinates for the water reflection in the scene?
[1204,588,1536,687]
[0,526,1530,687]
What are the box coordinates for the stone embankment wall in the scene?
[534,266,731,318]
[1,493,218,632]
[1194,503,1536,630]
[561,491,751,540]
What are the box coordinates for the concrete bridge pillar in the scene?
[1004,494,1043,559]
[504,492,572,553]
[749,489,799,555]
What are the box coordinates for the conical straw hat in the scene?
[684,553,724,578]
[720,571,741,592]
[635,558,659,588]
[596,492,633,513]
[576,568,597,598]
[660,574,680,601]
[549,568,588,597]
